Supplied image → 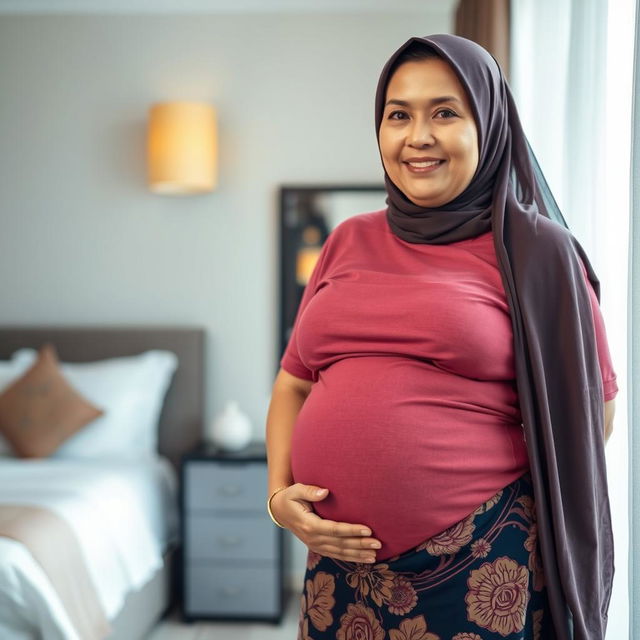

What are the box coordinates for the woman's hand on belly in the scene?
[270,483,382,563]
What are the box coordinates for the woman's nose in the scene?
[408,118,435,147]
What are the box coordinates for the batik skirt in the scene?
[297,471,555,640]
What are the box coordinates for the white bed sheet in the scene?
[0,456,179,639]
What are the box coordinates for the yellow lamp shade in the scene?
[147,101,217,194]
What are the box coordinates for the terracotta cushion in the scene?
[0,344,104,458]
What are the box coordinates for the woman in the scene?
[265,34,618,640]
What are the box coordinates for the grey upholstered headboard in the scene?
[0,326,205,470]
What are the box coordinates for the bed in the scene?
[0,326,205,640]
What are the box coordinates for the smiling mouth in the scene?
[404,159,445,173]
[407,160,442,168]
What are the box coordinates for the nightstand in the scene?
[180,441,285,622]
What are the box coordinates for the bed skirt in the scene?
[297,471,555,640]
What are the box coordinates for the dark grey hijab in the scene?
[375,34,612,640]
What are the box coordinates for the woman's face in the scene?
[378,57,479,208]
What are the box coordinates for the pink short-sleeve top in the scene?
[280,209,618,560]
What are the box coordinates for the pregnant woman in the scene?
[265,34,618,640]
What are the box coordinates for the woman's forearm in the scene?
[604,398,615,444]
[265,383,308,495]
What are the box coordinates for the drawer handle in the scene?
[218,484,242,497]
[220,585,244,597]
[217,535,242,547]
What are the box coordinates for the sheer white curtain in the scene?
[511,0,634,637]
[629,1,640,637]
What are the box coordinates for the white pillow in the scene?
[10,348,178,460]
[0,361,16,456]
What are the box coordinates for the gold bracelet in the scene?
[267,485,289,528]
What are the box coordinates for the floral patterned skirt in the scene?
[297,471,555,640]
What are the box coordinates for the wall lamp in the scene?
[147,101,217,195]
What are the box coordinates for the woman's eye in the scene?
[436,109,457,119]
[388,110,408,120]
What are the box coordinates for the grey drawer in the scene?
[187,514,277,561]
[185,565,279,617]
[186,462,266,511]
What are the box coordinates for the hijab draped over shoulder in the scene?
[375,34,613,640]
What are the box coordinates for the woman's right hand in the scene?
[270,483,382,563]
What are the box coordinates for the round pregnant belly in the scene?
[290,356,528,560]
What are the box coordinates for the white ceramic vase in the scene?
[207,401,252,452]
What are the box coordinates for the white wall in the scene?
[0,9,453,587]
